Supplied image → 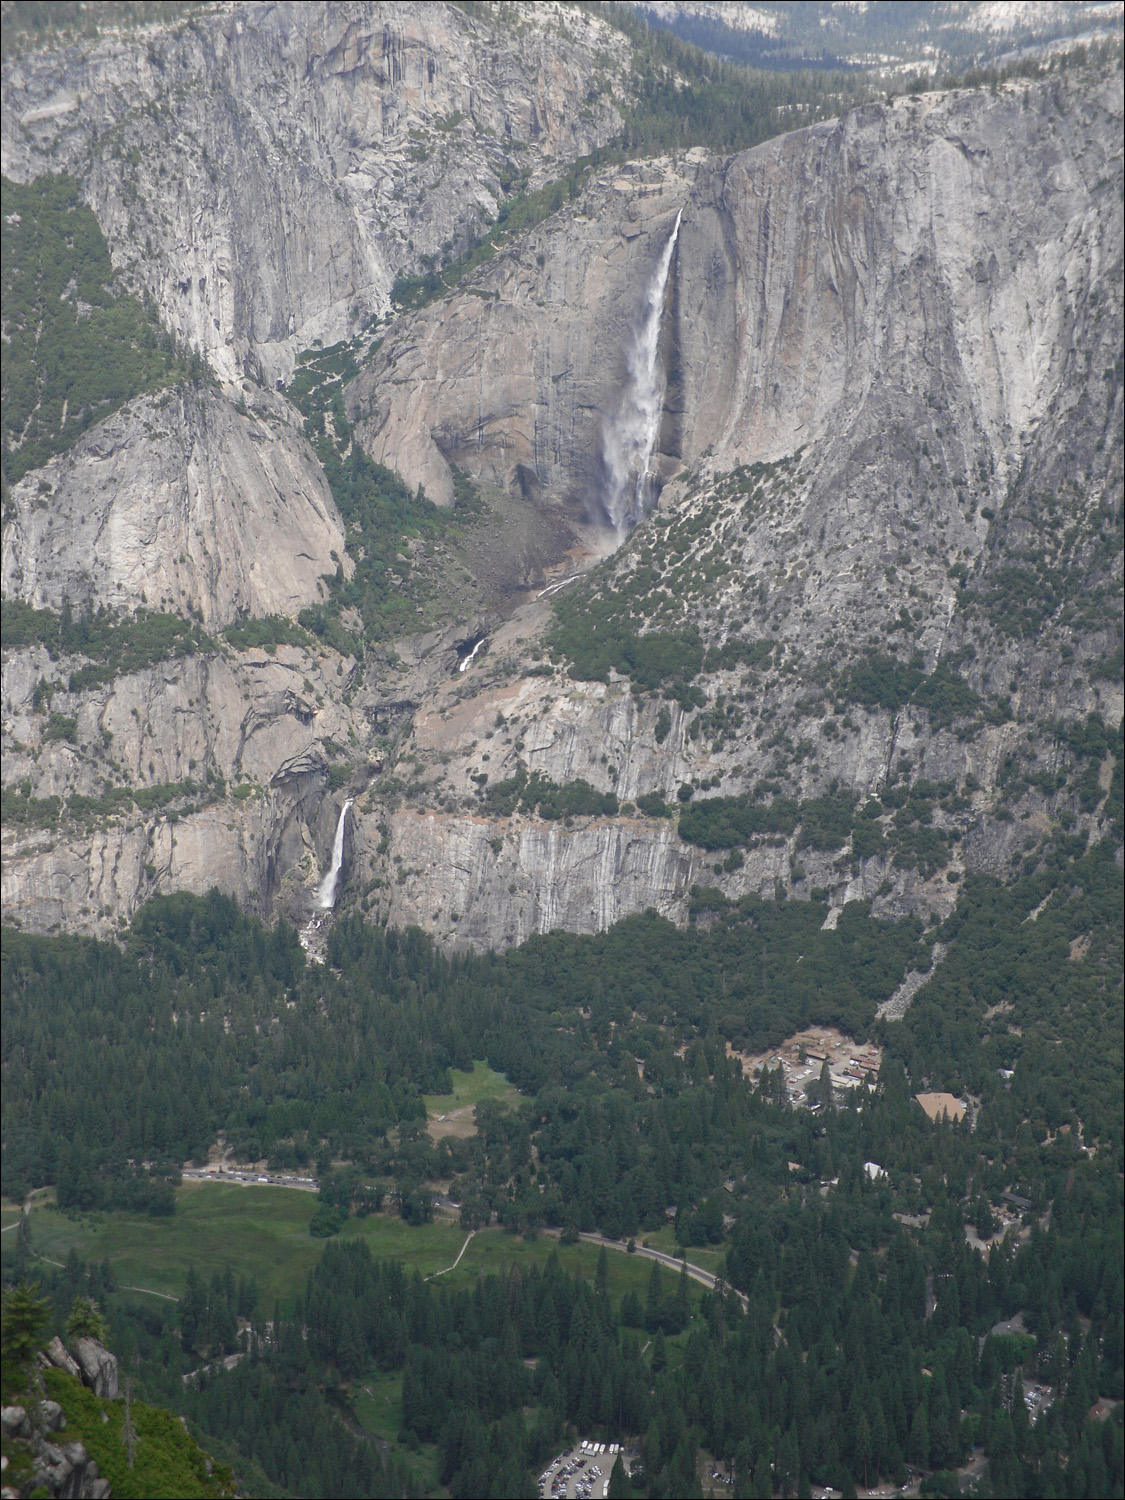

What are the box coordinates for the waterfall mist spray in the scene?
[602,209,682,534]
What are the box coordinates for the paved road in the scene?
[181,1169,319,1192]
[576,1233,748,1310]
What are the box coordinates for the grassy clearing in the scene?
[17,1185,694,1317]
[352,1372,443,1494]
[423,1060,518,1115]
[23,1184,466,1308]
[423,1060,520,1141]
[638,1225,728,1276]
[352,1369,406,1443]
[447,1230,690,1309]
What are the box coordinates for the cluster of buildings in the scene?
[741,1027,885,1111]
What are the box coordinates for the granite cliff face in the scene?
[1,24,1121,946]
[1,0,629,385]
[351,74,1120,531]
[0,631,367,929]
[1,385,344,627]
[336,69,1121,947]
[348,156,702,509]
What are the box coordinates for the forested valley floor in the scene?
[3,784,1122,1499]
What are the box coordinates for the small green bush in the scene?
[636,792,672,819]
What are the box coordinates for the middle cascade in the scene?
[601,208,683,534]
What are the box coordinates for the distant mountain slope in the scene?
[636,0,1123,72]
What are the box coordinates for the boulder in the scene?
[43,1336,82,1380]
[70,1338,119,1401]
[1,1404,31,1439]
[34,1439,109,1499]
[38,1399,66,1433]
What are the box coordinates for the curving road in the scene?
[576,1232,748,1310]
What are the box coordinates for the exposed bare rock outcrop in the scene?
[349,157,700,508]
[42,1339,82,1383]
[69,1340,118,1402]
[350,73,1121,530]
[28,1439,111,1500]
[375,808,701,949]
[1,1,630,384]
[1,641,370,936]
[1,387,344,628]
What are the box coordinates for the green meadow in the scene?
[352,1371,444,1495]
[638,1224,727,1276]
[422,1059,519,1115]
[17,1182,692,1312]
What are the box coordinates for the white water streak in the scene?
[458,637,485,673]
[603,210,682,533]
[315,798,352,909]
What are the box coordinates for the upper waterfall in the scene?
[601,209,682,534]
[315,799,353,910]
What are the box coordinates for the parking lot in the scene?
[539,1441,626,1499]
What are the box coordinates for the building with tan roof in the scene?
[914,1091,967,1123]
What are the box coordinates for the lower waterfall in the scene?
[314,798,352,910]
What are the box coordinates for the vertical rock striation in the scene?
[1,1,630,384]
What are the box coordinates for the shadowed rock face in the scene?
[71,1338,119,1401]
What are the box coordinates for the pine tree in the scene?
[179,1264,206,1355]
[986,1412,1020,1497]
[66,1296,107,1343]
[122,1374,136,1470]
[777,1421,801,1496]
[608,1455,631,1498]
[750,1451,772,1499]
[853,1411,872,1490]
[1,1280,50,1367]
[645,1259,663,1332]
